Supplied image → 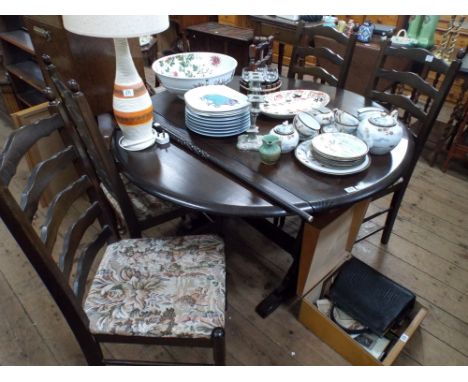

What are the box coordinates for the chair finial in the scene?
[67,79,81,93]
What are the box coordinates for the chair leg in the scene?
[381,187,406,244]
[211,327,226,365]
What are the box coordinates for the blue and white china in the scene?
[356,21,375,43]
[152,52,237,98]
[293,111,321,141]
[356,106,385,121]
[306,106,334,126]
[269,121,300,153]
[185,85,249,115]
[333,109,359,134]
[311,132,369,161]
[295,139,371,176]
[184,85,250,138]
[356,109,403,155]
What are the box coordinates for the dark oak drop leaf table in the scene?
[114,76,414,317]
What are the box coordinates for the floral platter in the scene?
[260,89,331,119]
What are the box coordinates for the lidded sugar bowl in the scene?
[269,121,300,153]
[356,109,403,155]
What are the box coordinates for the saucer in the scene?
[118,128,157,151]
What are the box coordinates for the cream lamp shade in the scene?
[62,15,169,38]
[62,15,169,151]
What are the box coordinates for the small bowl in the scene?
[293,111,321,141]
[334,109,359,134]
[152,52,237,98]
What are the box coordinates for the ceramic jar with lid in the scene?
[356,110,403,155]
[259,135,281,165]
[307,106,334,126]
[293,111,321,141]
[269,121,300,153]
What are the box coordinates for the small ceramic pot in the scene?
[269,121,300,153]
[333,109,359,134]
[293,112,321,141]
[307,106,334,126]
[259,134,281,165]
[356,110,403,155]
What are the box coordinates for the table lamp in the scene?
[62,15,169,150]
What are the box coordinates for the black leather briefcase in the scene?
[328,257,415,336]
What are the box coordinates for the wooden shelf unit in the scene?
[0,17,46,113]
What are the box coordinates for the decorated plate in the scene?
[311,133,369,161]
[295,140,371,176]
[260,89,330,119]
[184,85,249,114]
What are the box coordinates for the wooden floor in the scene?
[0,107,467,365]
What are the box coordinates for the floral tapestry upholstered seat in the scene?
[84,235,225,339]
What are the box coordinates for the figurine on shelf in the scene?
[237,70,265,151]
[345,19,355,37]
[356,20,375,43]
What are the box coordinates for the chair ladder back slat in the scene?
[370,90,428,122]
[0,114,63,186]
[291,65,338,86]
[0,183,92,336]
[310,25,351,45]
[20,146,77,220]
[376,69,440,99]
[385,45,451,74]
[40,174,93,251]
[55,176,94,275]
[295,45,344,66]
[73,225,112,302]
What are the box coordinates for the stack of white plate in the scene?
[295,133,371,175]
[184,85,250,137]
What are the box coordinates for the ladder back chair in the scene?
[356,39,461,245]
[0,96,226,365]
[42,55,186,238]
[287,22,357,88]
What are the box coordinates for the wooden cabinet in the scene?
[0,16,47,113]
[186,22,254,75]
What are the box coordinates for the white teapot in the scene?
[269,121,300,153]
[356,109,403,155]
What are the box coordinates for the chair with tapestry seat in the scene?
[287,22,357,88]
[0,95,226,365]
[42,55,186,239]
[355,39,461,245]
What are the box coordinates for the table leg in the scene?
[255,221,304,318]
[255,201,369,318]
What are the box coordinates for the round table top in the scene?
[114,77,414,218]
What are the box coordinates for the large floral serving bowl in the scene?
[152,52,237,98]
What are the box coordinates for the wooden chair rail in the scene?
[0,113,63,185]
[20,145,77,220]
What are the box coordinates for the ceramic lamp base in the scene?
[112,38,154,147]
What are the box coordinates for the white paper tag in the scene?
[123,89,134,97]
[400,333,410,343]
[425,55,434,62]
[344,186,357,193]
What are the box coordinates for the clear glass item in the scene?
[237,70,265,151]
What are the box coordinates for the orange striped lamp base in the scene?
[112,38,155,150]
